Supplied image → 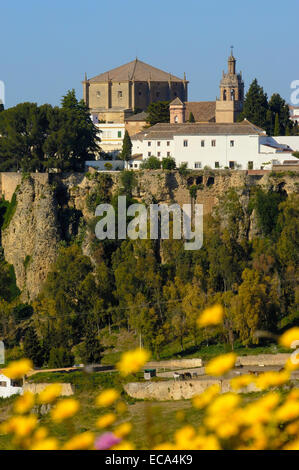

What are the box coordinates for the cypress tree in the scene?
[188,112,195,123]
[238,79,268,130]
[274,113,280,136]
[120,130,132,167]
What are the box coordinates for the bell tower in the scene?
[216,48,244,123]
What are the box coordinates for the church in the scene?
[169,50,245,124]
[83,58,188,123]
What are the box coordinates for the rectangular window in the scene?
[157,141,161,147]
[194,162,202,169]
[229,161,235,169]
[248,161,253,170]
[215,162,220,168]
[167,141,170,146]
[201,140,205,147]
[167,152,171,157]
[183,140,188,147]
[230,140,235,147]
[148,152,151,157]
[118,91,123,98]
[148,141,151,147]
[157,152,161,157]
[211,140,216,147]
[0,381,7,387]
[117,131,122,138]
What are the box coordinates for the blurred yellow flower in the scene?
[283,439,299,450]
[3,359,33,379]
[14,392,35,414]
[96,389,120,407]
[112,440,135,450]
[279,327,299,349]
[114,422,132,438]
[207,393,240,416]
[33,427,48,442]
[230,374,253,391]
[38,384,62,404]
[192,384,220,409]
[197,305,224,328]
[31,438,59,451]
[5,415,37,437]
[275,400,299,423]
[96,412,116,429]
[116,348,150,376]
[255,371,290,390]
[51,399,79,422]
[205,353,236,376]
[285,355,299,372]
[63,432,94,450]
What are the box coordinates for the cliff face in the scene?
[2,176,61,301]
[1,169,298,301]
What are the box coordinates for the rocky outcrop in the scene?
[2,175,61,301]
[0,169,298,301]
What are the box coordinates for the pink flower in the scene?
[95,432,122,450]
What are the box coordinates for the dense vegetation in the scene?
[0,173,298,366]
[0,90,99,172]
[238,79,299,136]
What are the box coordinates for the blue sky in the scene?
[1,0,298,108]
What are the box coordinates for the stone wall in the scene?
[146,359,202,370]
[23,382,74,396]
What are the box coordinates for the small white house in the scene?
[91,118,125,157]
[0,372,23,398]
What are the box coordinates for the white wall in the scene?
[132,133,299,170]
[0,373,22,398]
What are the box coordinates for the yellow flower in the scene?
[205,353,236,376]
[192,384,220,409]
[5,415,37,437]
[96,389,120,407]
[112,440,135,450]
[31,438,59,450]
[14,392,35,414]
[51,399,79,422]
[275,400,299,423]
[279,327,299,349]
[63,432,94,450]
[96,412,116,428]
[116,348,150,376]
[38,384,62,404]
[193,435,220,450]
[114,422,132,438]
[285,355,299,372]
[197,305,224,328]
[174,425,196,449]
[33,427,48,442]
[255,370,290,390]
[3,359,33,379]
[207,393,240,417]
[240,393,280,426]
[285,421,299,436]
[230,374,253,391]
[283,439,299,450]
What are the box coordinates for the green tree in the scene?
[238,79,268,130]
[120,130,132,167]
[81,315,104,364]
[23,327,44,367]
[188,112,195,123]
[140,156,161,169]
[274,113,280,136]
[146,101,170,125]
[162,156,176,170]
[48,347,74,368]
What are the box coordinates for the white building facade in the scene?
[90,117,125,157]
[131,121,299,170]
[0,372,22,398]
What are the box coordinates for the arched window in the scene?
[175,115,178,123]
[231,89,235,101]
[223,89,227,101]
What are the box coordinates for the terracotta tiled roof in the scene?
[132,120,266,141]
[125,111,147,122]
[88,59,185,83]
[185,101,216,122]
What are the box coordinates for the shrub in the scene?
[140,156,161,170]
[162,156,176,170]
